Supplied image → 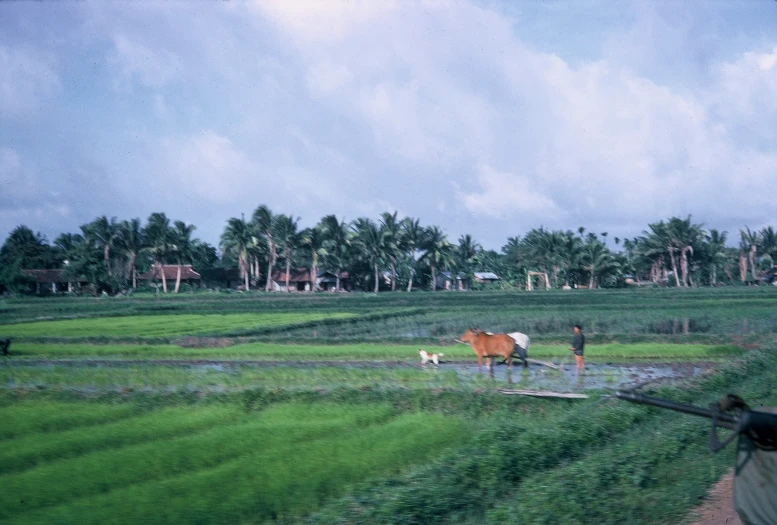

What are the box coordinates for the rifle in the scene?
[614,390,777,453]
[615,389,777,524]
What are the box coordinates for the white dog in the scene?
[419,349,444,365]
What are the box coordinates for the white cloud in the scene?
[0,45,60,117]
[456,164,561,219]
[245,1,777,243]
[709,46,777,119]
[152,94,172,120]
[4,1,777,249]
[307,61,354,97]
[254,0,395,45]
[161,131,255,204]
[0,147,74,243]
[109,33,183,88]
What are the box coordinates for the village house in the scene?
[137,264,201,288]
[473,272,500,285]
[270,269,349,292]
[22,269,89,294]
[436,271,500,290]
[436,271,467,290]
[199,268,243,289]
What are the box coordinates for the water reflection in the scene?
[458,361,707,391]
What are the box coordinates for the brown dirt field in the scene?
[684,470,742,525]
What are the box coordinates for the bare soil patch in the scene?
[684,470,741,525]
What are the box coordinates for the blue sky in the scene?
[2,0,777,251]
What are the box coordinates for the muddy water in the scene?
[8,359,712,392]
[437,361,711,391]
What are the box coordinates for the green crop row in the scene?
[0,405,245,475]
[5,403,467,525]
[4,287,777,327]
[0,401,142,440]
[0,312,356,338]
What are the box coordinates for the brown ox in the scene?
[460,329,526,370]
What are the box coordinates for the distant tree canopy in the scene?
[2,209,775,295]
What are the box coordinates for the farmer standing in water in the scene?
[569,324,585,374]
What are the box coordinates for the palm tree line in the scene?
[2,210,777,294]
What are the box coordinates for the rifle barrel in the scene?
[615,391,738,429]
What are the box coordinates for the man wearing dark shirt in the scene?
[569,324,585,374]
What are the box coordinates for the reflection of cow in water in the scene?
[0,338,10,356]
[460,329,529,370]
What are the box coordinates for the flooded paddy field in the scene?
[1,356,716,394]
[2,289,777,524]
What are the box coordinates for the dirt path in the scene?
[684,470,741,525]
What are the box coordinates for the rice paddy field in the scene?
[1,287,777,524]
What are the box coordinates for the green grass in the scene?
[0,401,142,440]
[0,312,356,338]
[4,287,777,342]
[3,402,468,524]
[306,347,777,525]
[0,405,245,474]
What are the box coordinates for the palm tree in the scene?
[641,221,677,286]
[274,215,301,292]
[190,240,219,272]
[144,213,172,292]
[670,216,703,287]
[301,225,326,292]
[703,229,728,286]
[740,227,760,282]
[380,211,402,291]
[252,205,278,292]
[320,214,351,292]
[760,226,777,268]
[579,238,619,289]
[352,217,386,293]
[220,216,252,291]
[521,227,562,287]
[559,230,582,287]
[401,217,424,292]
[84,216,118,277]
[455,234,480,290]
[501,236,521,266]
[53,232,84,265]
[500,236,524,288]
[115,218,144,290]
[170,221,196,293]
[420,226,454,291]
[641,217,703,287]
[245,233,266,286]
[54,232,88,292]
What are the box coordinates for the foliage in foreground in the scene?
[305,348,777,524]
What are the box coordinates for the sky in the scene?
[2,0,777,251]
